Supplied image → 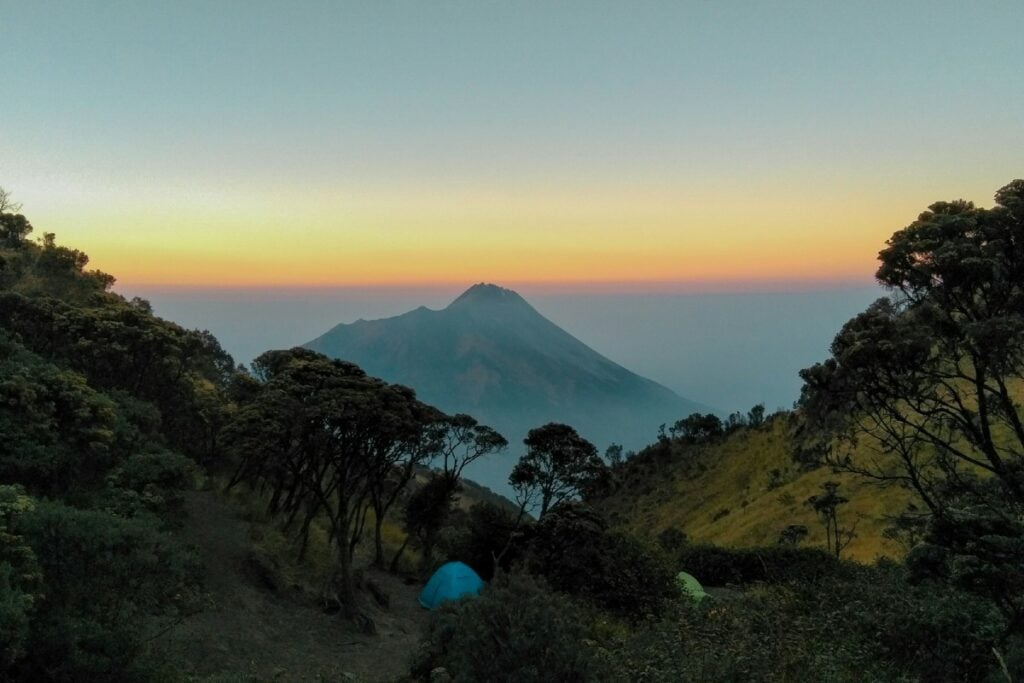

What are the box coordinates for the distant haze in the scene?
[122,284,881,414]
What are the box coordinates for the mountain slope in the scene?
[597,418,913,562]
[305,283,705,488]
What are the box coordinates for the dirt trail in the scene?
[156,490,428,682]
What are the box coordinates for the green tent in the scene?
[676,571,707,603]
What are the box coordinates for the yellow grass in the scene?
[606,419,915,562]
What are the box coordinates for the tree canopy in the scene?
[509,423,607,517]
[799,179,1024,631]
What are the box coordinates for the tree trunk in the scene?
[333,508,358,617]
[337,539,357,617]
[389,534,411,573]
[372,509,385,568]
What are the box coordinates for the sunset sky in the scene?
[3,1,1022,289]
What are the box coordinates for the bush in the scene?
[611,563,1006,682]
[10,500,201,680]
[410,573,610,683]
[675,543,847,586]
[524,504,676,619]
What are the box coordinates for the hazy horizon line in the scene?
[118,275,877,298]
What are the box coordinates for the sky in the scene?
[3,1,1022,288]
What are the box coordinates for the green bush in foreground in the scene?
[410,572,611,683]
[524,504,677,620]
[613,562,1007,682]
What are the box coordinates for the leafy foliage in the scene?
[225,348,446,610]
[613,564,1005,682]
[9,501,201,680]
[0,197,212,678]
[798,179,1024,630]
[670,412,724,441]
[438,501,525,580]
[523,504,676,619]
[410,573,611,683]
[509,423,608,517]
[674,542,847,586]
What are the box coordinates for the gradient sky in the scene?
[2,1,1022,288]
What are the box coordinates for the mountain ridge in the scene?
[305,283,707,490]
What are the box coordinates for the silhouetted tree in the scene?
[798,179,1024,628]
[225,348,431,614]
[398,474,458,572]
[672,413,724,442]
[805,481,855,558]
[604,443,624,468]
[747,403,766,428]
[509,423,607,517]
[0,187,21,217]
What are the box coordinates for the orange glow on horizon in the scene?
[22,180,926,290]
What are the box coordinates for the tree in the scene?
[798,179,1024,627]
[524,504,676,619]
[0,486,42,672]
[725,411,746,431]
[604,443,624,468]
[508,423,607,517]
[429,413,508,485]
[747,403,766,428]
[0,187,21,215]
[0,336,118,496]
[805,482,855,558]
[396,473,458,572]
[391,414,506,571]
[11,499,200,679]
[671,412,724,442]
[225,348,432,614]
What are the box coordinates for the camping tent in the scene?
[419,561,484,609]
[676,571,707,603]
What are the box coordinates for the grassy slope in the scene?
[601,417,915,562]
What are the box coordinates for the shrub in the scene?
[11,500,201,680]
[410,573,610,682]
[656,527,687,553]
[675,543,846,586]
[611,563,1005,682]
[523,504,676,619]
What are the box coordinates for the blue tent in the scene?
[418,561,484,609]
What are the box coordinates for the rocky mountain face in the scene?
[305,283,705,490]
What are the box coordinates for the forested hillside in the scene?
[0,198,234,678]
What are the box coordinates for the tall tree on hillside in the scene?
[390,414,507,571]
[0,187,21,215]
[225,348,432,615]
[362,385,439,569]
[798,179,1024,629]
[509,423,607,517]
[805,481,856,558]
[671,413,724,442]
[429,413,508,485]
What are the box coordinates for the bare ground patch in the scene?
[156,490,428,682]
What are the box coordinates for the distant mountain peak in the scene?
[448,283,530,310]
[304,285,706,491]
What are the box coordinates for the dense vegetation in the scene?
[0,199,225,678]
[411,180,1024,682]
[2,180,1023,681]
